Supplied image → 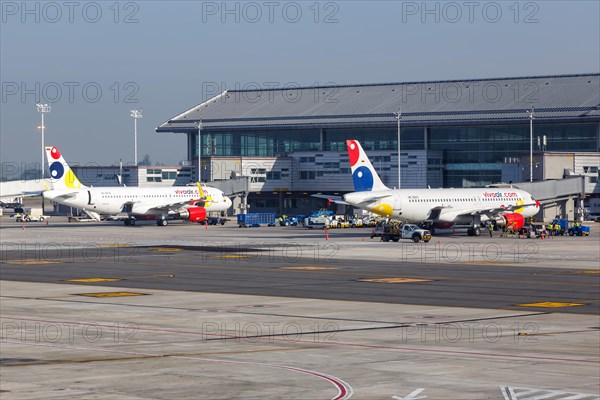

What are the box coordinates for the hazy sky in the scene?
[1,0,599,169]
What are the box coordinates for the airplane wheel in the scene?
[129,219,136,226]
[157,219,168,226]
[124,219,131,226]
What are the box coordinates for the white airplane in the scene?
[315,140,540,236]
[42,146,232,226]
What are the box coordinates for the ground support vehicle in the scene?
[237,213,276,227]
[371,221,432,243]
[568,225,591,236]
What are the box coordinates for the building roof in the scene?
[156,73,600,133]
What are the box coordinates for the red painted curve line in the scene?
[3,340,354,400]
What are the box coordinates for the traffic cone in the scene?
[325,229,329,241]
[205,220,208,230]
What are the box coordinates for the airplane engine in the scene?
[495,213,525,230]
[179,207,207,223]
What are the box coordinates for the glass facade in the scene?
[429,123,598,187]
[197,129,321,157]
[193,122,598,187]
[197,127,425,156]
[323,128,425,152]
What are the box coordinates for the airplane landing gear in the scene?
[467,227,481,236]
[124,218,136,226]
[157,218,168,226]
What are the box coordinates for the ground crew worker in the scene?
[553,223,559,236]
[487,221,494,237]
[547,222,553,236]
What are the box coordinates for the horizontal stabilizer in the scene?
[311,194,349,205]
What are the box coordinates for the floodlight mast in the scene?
[394,108,402,189]
[526,106,535,182]
[197,118,202,183]
[130,109,143,165]
[36,103,51,179]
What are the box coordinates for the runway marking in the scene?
[463,261,512,265]
[500,386,600,400]
[149,247,182,253]
[577,270,600,274]
[212,255,251,259]
[281,266,338,271]
[66,274,174,283]
[392,388,427,400]
[98,243,135,247]
[517,301,585,308]
[76,292,148,298]
[4,261,62,265]
[358,278,432,284]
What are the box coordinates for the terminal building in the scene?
[156,73,600,217]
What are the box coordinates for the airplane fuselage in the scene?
[44,186,231,216]
[344,187,538,224]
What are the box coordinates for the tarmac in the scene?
[1,216,599,399]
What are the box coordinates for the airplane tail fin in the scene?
[346,140,389,192]
[45,146,86,189]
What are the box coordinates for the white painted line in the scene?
[392,388,427,400]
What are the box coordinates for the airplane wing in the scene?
[360,194,393,203]
[131,199,194,215]
[311,194,349,205]
[50,192,79,201]
[454,202,538,218]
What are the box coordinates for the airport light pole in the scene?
[526,106,535,182]
[36,103,51,179]
[130,109,143,165]
[394,107,402,188]
[197,118,202,182]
